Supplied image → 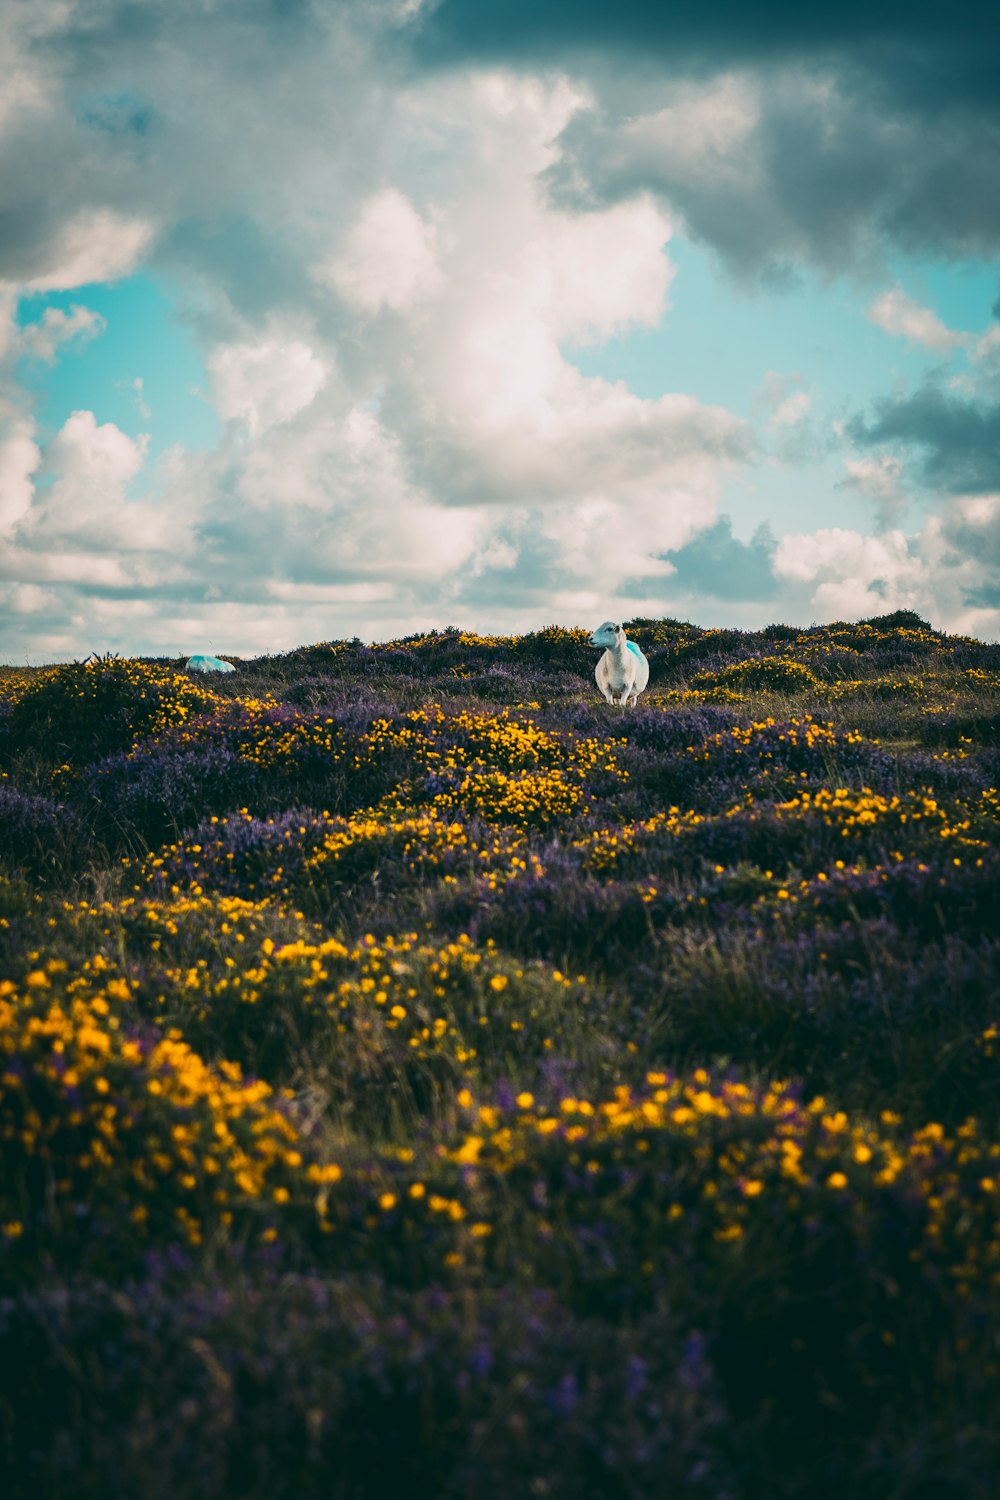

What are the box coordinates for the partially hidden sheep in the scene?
[589,621,649,707]
[186,654,235,674]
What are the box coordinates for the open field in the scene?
[2,610,1000,1498]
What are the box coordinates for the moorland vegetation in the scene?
[1,610,999,1498]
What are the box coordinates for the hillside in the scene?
[2,611,999,1499]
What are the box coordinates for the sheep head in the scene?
[589,620,624,649]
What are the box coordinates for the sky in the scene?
[1,0,999,660]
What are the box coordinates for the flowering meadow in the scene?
[2,609,999,1498]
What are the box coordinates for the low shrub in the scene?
[1,657,215,767]
[0,784,77,874]
[0,1276,732,1500]
[0,962,306,1276]
[692,657,821,694]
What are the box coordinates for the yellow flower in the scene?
[827,1172,848,1190]
[379,1192,398,1211]
[454,1135,483,1165]
[306,1163,343,1184]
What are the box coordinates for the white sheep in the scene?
[186,653,235,674]
[589,621,649,707]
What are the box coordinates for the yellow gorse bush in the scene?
[137,807,527,900]
[304,810,486,873]
[692,657,822,693]
[0,962,308,1249]
[81,918,581,1097]
[367,630,520,652]
[369,1074,1000,1294]
[769,785,1000,848]
[690,715,866,759]
[432,768,584,828]
[361,708,624,784]
[3,656,218,762]
[576,783,1000,873]
[122,701,626,803]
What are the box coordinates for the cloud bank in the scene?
[0,0,998,657]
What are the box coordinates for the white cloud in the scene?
[969,324,1000,385]
[16,303,105,362]
[0,49,760,657]
[19,8,1000,656]
[207,397,488,581]
[9,583,55,615]
[604,74,760,185]
[22,410,171,555]
[952,493,1000,529]
[0,291,16,362]
[0,547,136,591]
[770,392,811,427]
[774,525,930,619]
[472,536,519,573]
[48,409,147,491]
[866,288,966,353]
[6,210,155,293]
[318,188,443,313]
[129,377,152,421]
[760,498,1000,639]
[840,454,908,528]
[842,455,904,498]
[520,197,675,345]
[755,373,812,451]
[775,525,906,583]
[182,69,752,613]
[372,74,749,555]
[0,8,49,141]
[0,407,40,533]
[207,335,329,436]
[972,326,1000,360]
[266,580,394,605]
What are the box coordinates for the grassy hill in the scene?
[2,610,999,1498]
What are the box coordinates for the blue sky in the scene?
[1,0,999,659]
[570,246,998,418]
[569,242,1000,538]
[16,276,218,463]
